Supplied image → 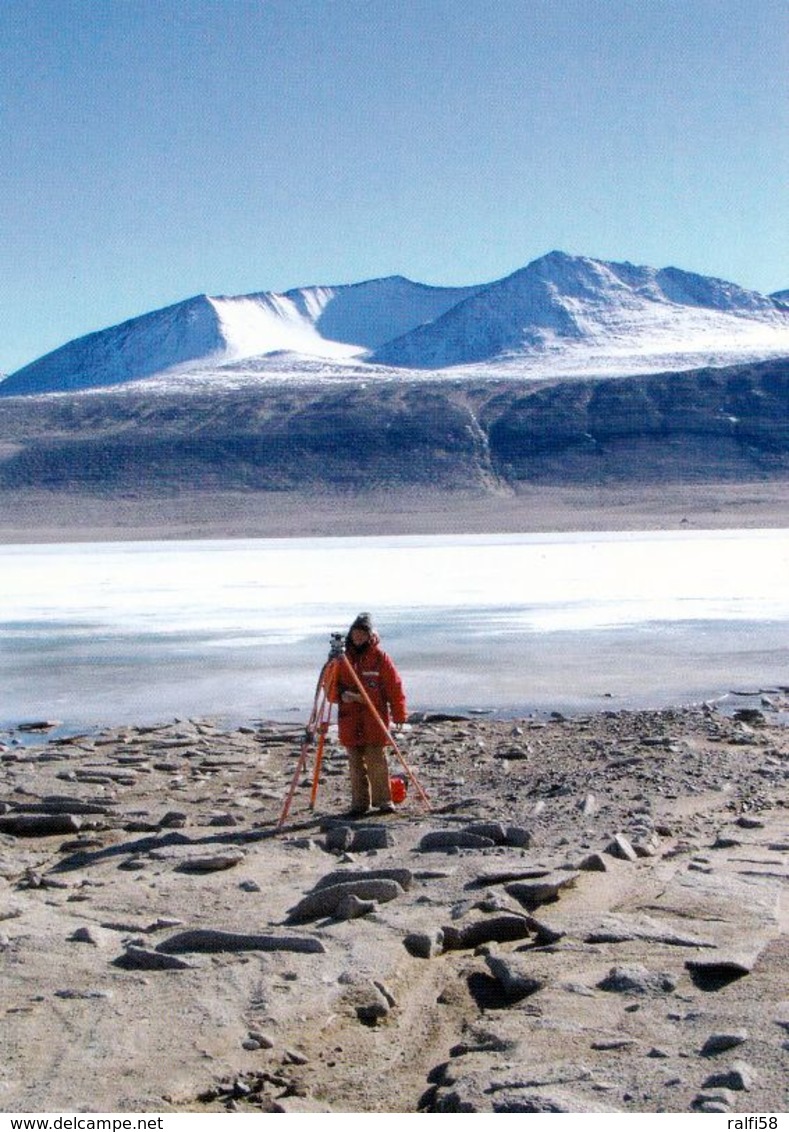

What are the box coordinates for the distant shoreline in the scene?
[1,480,788,544]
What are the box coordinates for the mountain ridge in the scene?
[3,252,789,396]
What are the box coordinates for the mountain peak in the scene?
[370,253,789,371]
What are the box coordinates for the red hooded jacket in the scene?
[329,636,407,747]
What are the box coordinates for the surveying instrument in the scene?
[277,631,430,829]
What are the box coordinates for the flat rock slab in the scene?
[583,913,716,948]
[505,872,579,910]
[287,879,405,923]
[419,831,496,852]
[313,867,413,892]
[174,851,245,873]
[113,946,193,971]
[157,929,325,954]
[686,955,757,990]
[11,799,115,815]
[0,813,83,836]
[441,915,533,952]
[467,866,553,888]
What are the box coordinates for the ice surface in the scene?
[2,530,788,725]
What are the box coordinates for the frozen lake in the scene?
[2,529,788,728]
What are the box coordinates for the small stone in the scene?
[325,826,353,852]
[145,917,184,932]
[442,914,532,952]
[485,954,545,1001]
[579,852,608,872]
[69,926,104,947]
[607,833,639,862]
[356,1000,389,1026]
[520,913,564,945]
[504,826,533,848]
[693,1087,738,1110]
[686,956,753,987]
[374,980,397,1008]
[404,930,444,959]
[159,811,188,828]
[208,813,239,827]
[118,856,148,871]
[283,1048,309,1065]
[591,1038,637,1051]
[702,1061,755,1091]
[350,825,391,851]
[701,1031,748,1056]
[597,964,677,995]
[632,833,661,857]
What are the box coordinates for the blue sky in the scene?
[1,0,787,374]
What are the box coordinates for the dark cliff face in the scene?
[0,358,787,494]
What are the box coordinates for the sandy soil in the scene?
[1,698,787,1114]
[1,481,788,544]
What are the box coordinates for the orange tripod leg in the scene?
[309,717,333,810]
[277,734,313,829]
[278,656,342,830]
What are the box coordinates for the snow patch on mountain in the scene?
[209,294,361,361]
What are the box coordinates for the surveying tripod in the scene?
[277,632,430,829]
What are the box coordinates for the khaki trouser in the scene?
[347,744,391,810]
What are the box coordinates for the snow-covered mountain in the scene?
[0,277,482,397]
[371,252,789,371]
[2,253,788,396]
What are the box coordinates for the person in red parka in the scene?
[331,612,407,816]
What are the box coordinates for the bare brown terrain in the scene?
[1,699,787,1114]
[1,480,788,544]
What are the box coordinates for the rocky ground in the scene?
[1,698,788,1114]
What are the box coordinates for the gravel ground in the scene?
[1,698,787,1113]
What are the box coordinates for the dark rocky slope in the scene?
[0,358,787,495]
